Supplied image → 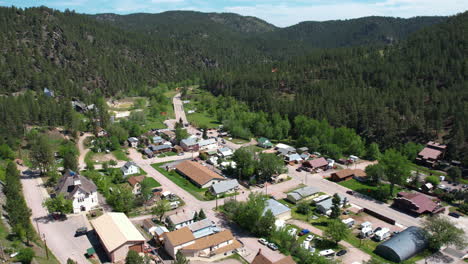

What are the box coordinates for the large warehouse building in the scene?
[375,226,428,263]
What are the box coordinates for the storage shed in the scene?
[375,226,428,263]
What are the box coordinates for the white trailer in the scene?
[342,218,355,227]
[374,228,390,241]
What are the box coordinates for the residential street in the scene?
[19,167,92,264]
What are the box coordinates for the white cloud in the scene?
[224,0,468,27]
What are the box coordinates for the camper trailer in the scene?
[360,226,374,238]
[360,221,372,229]
[319,249,335,257]
[373,228,390,241]
[342,218,355,228]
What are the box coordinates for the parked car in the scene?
[296,167,303,172]
[305,234,314,241]
[336,250,347,256]
[448,212,461,218]
[257,183,265,188]
[346,190,354,195]
[268,243,278,251]
[452,182,459,186]
[75,227,88,236]
[258,238,268,245]
[299,229,310,236]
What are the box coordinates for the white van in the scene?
[360,221,372,229]
[374,228,390,241]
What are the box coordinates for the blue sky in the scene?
[1,0,467,27]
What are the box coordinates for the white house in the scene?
[218,147,233,158]
[198,138,217,151]
[128,175,145,195]
[121,161,140,177]
[166,211,195,229]
[55,170,98,213]
[128,137,139,148]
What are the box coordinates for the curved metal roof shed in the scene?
[375,226,428,263]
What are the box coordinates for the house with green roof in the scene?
[257,137,273,148]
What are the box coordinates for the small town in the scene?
[0,3,466,264]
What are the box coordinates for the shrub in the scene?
[426,175,440,186]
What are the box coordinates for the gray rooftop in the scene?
[211,179,239,195]
[198,138,216,147]
[264,199,291,217]
[188,218,214,232]
[289,186,319,198]
[181,137,197,146]
[316,198,333,210]
[375,226,428,262]
[55,170,97,199]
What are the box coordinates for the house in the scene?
[331,169,367,182]
[175,161,224,188]
[300,153,311,161]
[316,194,346,215]
[179,230,242,259]
[198,138,217,151]
[275,143,296,156]
[150,144,172,154]
[392,192,444,215]
[416,141,447,167]
[285,153,303,164]
[421,183,434,192]
[142,219,158,235]
[180,137,199,152]
[152,136,164,145]
[297,147,309,153]
[71,99,88,112]
[128,175,145,195]
[264,199,291,221]
[44,88,54,97]
[258,137,274,148]
[173,145,184,154]
[159,129,176,140]
[121,162,140,177]
[96,127,108,137]
[375,226,428,263]
[55,170,98,213]
[218,147,234,158]
[154,225,169,242]
[143,148,154,158]
[188,218,219,238]
[91,212,145,263]
[163,227,196,258]
[286,186,319,204]
[166,210,195,229]
[303,157,329,170]
[128,137,139,148]
[210,179,239,196]
[251,249,296,264]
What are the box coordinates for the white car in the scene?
[287,228,297,236]
[258,238,268,245]
[305,234,314,241]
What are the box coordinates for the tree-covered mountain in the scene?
[203,11,468,162]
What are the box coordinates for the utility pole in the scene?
[43,234,49,260]
[215,195,218,210]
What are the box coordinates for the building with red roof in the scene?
[393,192,444,216]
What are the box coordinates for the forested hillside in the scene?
[203,11,468,162]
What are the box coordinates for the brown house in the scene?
[331,169,366,182]
[91,212,145,263]
[303,157,328,170]
[175,161,224,188]
[416,141,446,167]
[251,249,296,264]
[393,192,444,216]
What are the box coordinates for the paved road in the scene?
[288,164,422,228]
[20,167,92,264]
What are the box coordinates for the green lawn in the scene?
[143,177,161,188]
[187,112,221,128]
[224,137,250,145]
[410,164,446,177]
[151,163,210,201]
[338,179,404,202]
[112,149,129,161]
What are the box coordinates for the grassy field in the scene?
[410,164,446,176]
[112,149,129,161]
[151,163,210,201]
[338,179,404,201]
[187,112,220,128]
[143,177,161,188]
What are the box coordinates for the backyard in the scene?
[338,179,405,202]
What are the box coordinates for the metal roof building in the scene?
[263,199,291,220]
[375,226,428,263]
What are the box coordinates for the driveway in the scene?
[77,132,93,170]
[20,168,92,264]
